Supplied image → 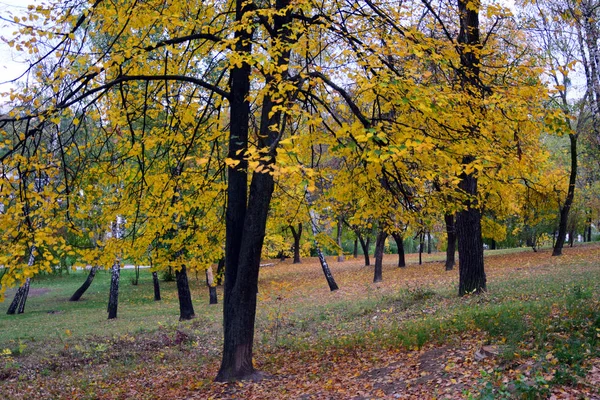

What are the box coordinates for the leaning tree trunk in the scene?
[373,231,386,283]
[444,214,456,271]
[152,271,161,301]
[7,246,36,315]
[176,265,195,320]
[70,266,98,301]
[553,132,577,256]
[206,266,218,305]
[336,216,345,262]
[107,261,120,319]
[289,223,302,264]
[309,209,339,291]
[391,233,406,268]
[215,257,225,285]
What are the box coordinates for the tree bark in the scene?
[107,261,120,319]
[553,132,577,256]
[391,233,406,268]
[373,231,386,283]
[444,214,456,271]
[336,216,345,262]
[418,232,424,265]
[587,213,592,242]
[152,271,161,301]
[427,231,432,254]
[289,223,302,264]
[215,257,225,285]
[176,265,195,320]
[70,266,98,301]
[357,233,370,266]
[353,237,358,258]
[8,246,36,315]
[206,266,218,305]
[456,0,486,296]
[309,209,339,291]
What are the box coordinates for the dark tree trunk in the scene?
[206,266,218,305]
[391,233,406,268]
[491,239,496,250]
[176,265,195,320]
[358,233,370,266]
[418,233,424,265]
[337,216,345,262]
[217,0,292,380]
[107,262,120,319]
[152,271,161,301]
[427,231,432,254]
[216,257,225,285]
[586,213,592,241]
[455,0,486,296]
[553,133,577,256]
[373,231,386,283]
[289,223,302,264]
[7,285,25,315]
[569,229,575,247]
[7,279,30,315]
[70,266,98,301]
[456,167,486,295]
[353,237,358,258]
[444,214,456,271]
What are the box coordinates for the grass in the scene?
[0,243,599,399]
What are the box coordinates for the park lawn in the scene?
[0,243,599,399]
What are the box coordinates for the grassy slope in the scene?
[0,243,599,399]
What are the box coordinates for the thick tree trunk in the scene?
[152,271,161,301]
[206,266,218,305]
[176,265,195,320]
[456,0,486,296]
[289,223,302,264]
[107,262,120,319]
[337,216,345,262]
[553,133,577,256]
[373,231,386,283]
[444,214,456,271]
[217,0,293,380]
[391,233,406,268]
[70,266,98,301]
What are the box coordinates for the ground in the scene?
[1,244,599,399]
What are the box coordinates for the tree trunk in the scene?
[456,0,486,296]
[553,133,577,256]
[217,0,292,380]
[358,233,370,266]
[152,271,161,301]
[176,265,195,320]
[309,209,339,291]
[569,229,575,247]
[337,216,345,262]
[587,213,592,242]
[418,233,424,265]
[107,262,120,319]
[373,231,386,283]
[353,237,358,258]
[491,239,496,250]
[206,266,218,305]
[70,266,98,301]
[391,233,406,268]
[427,231,432,254]
[444,214,456,271]
[216,257,225,285]
[289,223,302,264]
[8,246,36,315]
